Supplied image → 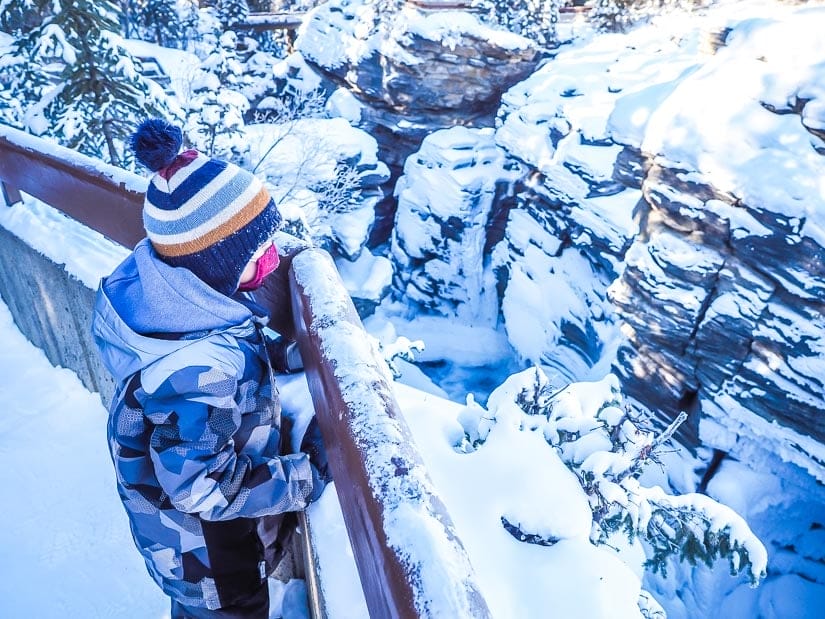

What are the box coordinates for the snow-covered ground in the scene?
[0,298,169,618]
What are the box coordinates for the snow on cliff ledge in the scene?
[296,0,531,70]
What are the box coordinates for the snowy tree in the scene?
[241,1,295,59]
[590,0,702,33]
[482,0,560,49]
[177,0,201,50]
[189,7,224,60]
[247,92,384,257]
[185,30,251,161]
[113,0,137,37]
[367,0,403,12]
[241,39,283,115]
[0,0,55,125]
[253,117,363,251]
[0,9,55,127]
[457,368,769,591]
[0,0,54,34]
[590,0,636,33]
[216,0,250,28]
[1,0,178,167]
[363,0,404,37]
[136,0,185,47]
[247,29,293,58]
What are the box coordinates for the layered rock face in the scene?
[295,1,540,242]
[610,153,825,463]
[488,142,639,379]
[296,2,540,134]
[492,10,825,483]
[490,11,825,609]
[391,126,511,323]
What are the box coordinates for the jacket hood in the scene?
[92,239,265,383]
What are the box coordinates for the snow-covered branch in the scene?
[456,366,768,595]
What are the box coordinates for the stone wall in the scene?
[0,226,117,406]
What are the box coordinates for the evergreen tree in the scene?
[590,0,697,33]
[114,0,138,38]
[484,0,560,49]
[0,4,54,128]
[216,0,250,29]
[242,0,293,59]
[369,0,403,12]
[590,0,636,33]
[10,0,179,167]
[190,7,224,60]
[137,0,184,47]
[185,30,250,161]
[246,29,293,59]
[0,0,54,34]
[520,0,559,49]
[363,0,403,37]
[242,38,282,117]
[178,0,201,50]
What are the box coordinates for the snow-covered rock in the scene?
[296,2,539,131]
[605,15,825,476]
[245,118,390,261]
[295,1,541,243]
[391,126,512,323]
[493,2,825,478]
[479,7,825,615]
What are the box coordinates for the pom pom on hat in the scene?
[131,118,183,171]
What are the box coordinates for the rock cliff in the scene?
[292,3,825,613]
[297,2,540,135]
[295,1,540,242]
[492,11,825,483]
[391,126,512,323]
[488,11,825,609]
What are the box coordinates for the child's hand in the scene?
[267,337,304,373]
[301,417,331,484]
[308,463,327,503]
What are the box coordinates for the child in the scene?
[91,119,329,618]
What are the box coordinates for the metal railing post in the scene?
[1,180,22,206]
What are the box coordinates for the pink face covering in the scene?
[238,244,280,291]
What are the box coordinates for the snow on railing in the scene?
[0,123,490,618]
[290,248,491,618]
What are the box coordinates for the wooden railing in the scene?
[0,124,490,618]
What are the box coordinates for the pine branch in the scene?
[615,411,687,483]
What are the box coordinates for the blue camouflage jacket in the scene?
[91,239,319,610]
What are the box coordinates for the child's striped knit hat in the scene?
[131,118,281,296]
